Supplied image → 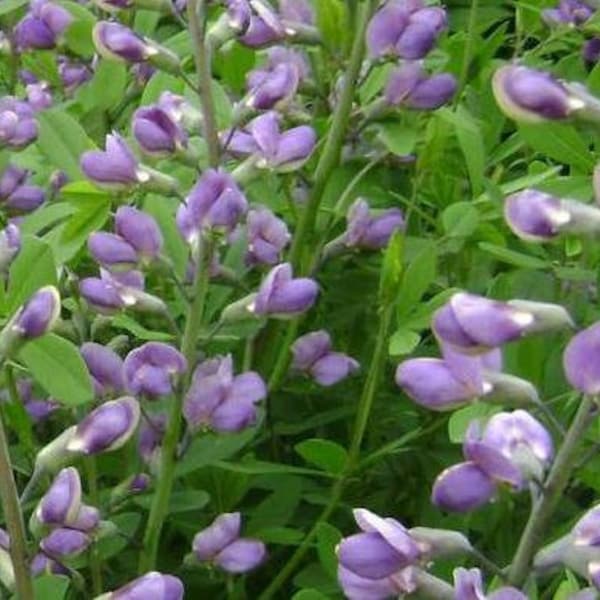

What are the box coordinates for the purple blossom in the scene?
[183,355,266,433]
[93,21,153,63]
[124,342,187,397]
[40,528,91,559]
[88,232,139,271]
[30,553,68,577]
[33,467,82,528]
[252,262,318,318]
[344,198,405,250]
[14,0,73,51]
[453,568,527,600]
[138,413,167,469]
[245,60,300,110]
[0,98,38,150]
[279,0,314,25]
[291,330,359,386]
[133,105,188,156]
[584,38,600,64]
[58,57,92,95]
[15,379,58,423]
[80,342,125,397]
[106,572,184,600]
[245,206,291,265]
[542,0,594,27]
[236,1,285,48]
[0,223,21,272]
[115,206,163,260]
[0,165,45,214]
[13,286,61,340]
[563,321,600,394]
[192,512,267,573]
[26,82,52,112]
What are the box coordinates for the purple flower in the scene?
[124,342,187,397]
[80,342,125,397]
[454,568,527,600]
[88,232,139,271]
[137,413,167,468]
[543,0,594,27]
[183,355,266,433]
[80,133,144,190]
[337,564,416,600]
[252,262,318,318]
[245,206,290,265]
[234,0,285,48]
[93,21,153,63]
[0,223,21,272]
[107,571,184,599]
[291,330,359,386]
[245,60,300,110]
[384,63,456,110]
[192,512,267,573]
[40,528,91,559]
[279,0,314,25]
[79,275,127,314]
[584,38,600,64]
[0,98,38,150]
[15,0,73,51]
[15,379,58,423]
[227,112,316,171]
[344,198,405,250]
[176,169,248,245]
[563,321,600,394]
[30,553,68,577]
[366,0,447,60]
[432,292,572,353]
[67,396,140,455]
[0,165,45,214]
[492,65,579,123]
[33,467,81,528]
[12,286,61,340]
[115,206,163,260]
[26,82,52,112]
[58,57,92,95]
[133,105,188,156]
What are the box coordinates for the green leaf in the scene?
[376,122,418,157]
[60,180,110,205]
[295,438,348,474]
[388,329,421,356]
[7,236,57,314]
[94,513,141,561]
[135,490,210,514]
[0,0,28,16]
[316,0,348,51]
[448,403,500,443]
[29,575,70,600]
[36,109,96,180]
[292,591,329,600]
[141,72,185,105]
[20,203,76,236]
[78,60,127,111]
[478,242,550,269]
[57,1,96,57]
[442,202,479,238]
[379,231,404,304]
[112,314,174,342]
[19,334,94,406]
[397,242,437,318]
[316,523,342,579]
[519,123,594,172]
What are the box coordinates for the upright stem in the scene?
[138,240,212,573]
[187,0,220,168]
[508,394,596,586]
[455,0,479,103]
[84,458,102,595]
[0,400,33,599]
[288,0,375,273]
[257,301,394,600]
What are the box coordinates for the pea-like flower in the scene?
[492,65,584,123]
[14,0,72,51]
[227,112,316,172]
[366,0,447,60]
[40,528,91,559]
[384,63,457,110]
[432,411,552,512]
[245,60,300,110]
[0,223,21,272]
[14,379,58,423]
[344,198,405,250]
[432,292,573,354]
[137,413,166,469]
[81,342,125,397]
[66,396,141,455]
[453,567,527,600]
[192,512,267,573]
[291,330,359,386]
[132,105,188,157]
[251,262,318,318]
[584,38,600,65]
[183,355,266,433]
[542,0,593,27]
[30,552,68,577]
[26,82,52,112]
[0,99,38,150]
[88,232,139,272]
[0,165,45,214]
[176,169,248,245]
[9,285,61,341]
[245,206,291,265]
[231,0,285,48]
[58,57,92,95]
[124,342,187,397]
[115,206,163,261]
[94,571,184,600]
[279,0,314,25]
[563,321,600,394]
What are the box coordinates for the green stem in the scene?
[257,301,394,600]
[287,0,375,273]
[138,240,212,573]
[0,374,33,599]
[508,394,596,586]
[187,0,220,168]
[455,0,479,103]
[84,458,102,595]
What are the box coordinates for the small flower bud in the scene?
[245,206,290,265]
[454,567,527,600]
[245,61,300,110]
[132,106,188,157]
[30,553,68,577]
[0,98,38,150]
[344,198,405,250]
[26,82,53,112]
[88,232,139,271]
[115,206,163,260]
[543,0,593,27]
[58,58,92,95]
[81,342,125,397]
[563,321,600,394]
[0,223,21,272]
[95,571,184,600]
[32,467,82,530]
[15,0,72,51]
[40,528,91,559]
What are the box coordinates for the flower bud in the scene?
[279,0,314,25]
[0,529,13,590]
[26,82,53,112]
[492,65,582,123]
[30,553,68,577]
[245,61,300,110]
[81,342,125,397]
[95,571,184,600]
[0,98,38,150]
[238,1,285,48]
[343,198,405,250]
[111,473,151,504]
[584,38,600,65]
[132,106,188,157]
[453,567,527,600]
[183,355,266,433]
[124,343,187,397]
[137,413,166,470]
[66,397,141,455]
[408,527,472,559]
[40,528,91,559]
[15,0,72,51]
[0,223,21,272]
[563,321,600,394]
[115,206,163,260]
[58,58,92,95]
[79,277,127,314]
[88,232,139,271]
[245,206,290,265]
[251,263,318,318]
[543,0,593,27]
[33,467,82,530]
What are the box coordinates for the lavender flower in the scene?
[453,567,527,600]
[251,263,318,318]
[26,82,52,112]
[132,105,188,157]
[245,206,291,265]
[10,286,61,340]
[30,553,68,577]
[0,165,45,214]
[14,0,73,51]
[384,63,457,110]
[432,292,573,353]
[92,21,154,63]
[542,0,594,27]
[343,198,405,250]
[79,275,129,314]
[88,232,139,271]
[137,413,166,469]
[80,342,125,397]
[32,467,81,529]
[584,38,600,65]
[563,321,600,394]
[0,223,21,272]
[366,0,447,60]
[176,169,248,245]
[183,355,266,433]
[0,98,38,150]
[66,396,141,455]
[192,512,266,573]
[279,0,314,25]
[124,342,187,397]
[245,60,300,110]
[291,330,359,386]
[58,57,92,95]
[40,528,91,559]
[96,571,184,600]
[227,112,316,171]
[492,65,582,123]
[115,206,163,260]
[235,0,285,48]
[15,379,58,422]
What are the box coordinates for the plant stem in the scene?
[455,0,479,103]
[138,240,212,573]
[257,301,394,600]
[84,457,103,595]
[0,392,33,599]
[507,394,596,586]
[287,0,375,274]
[187,0,220,168]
